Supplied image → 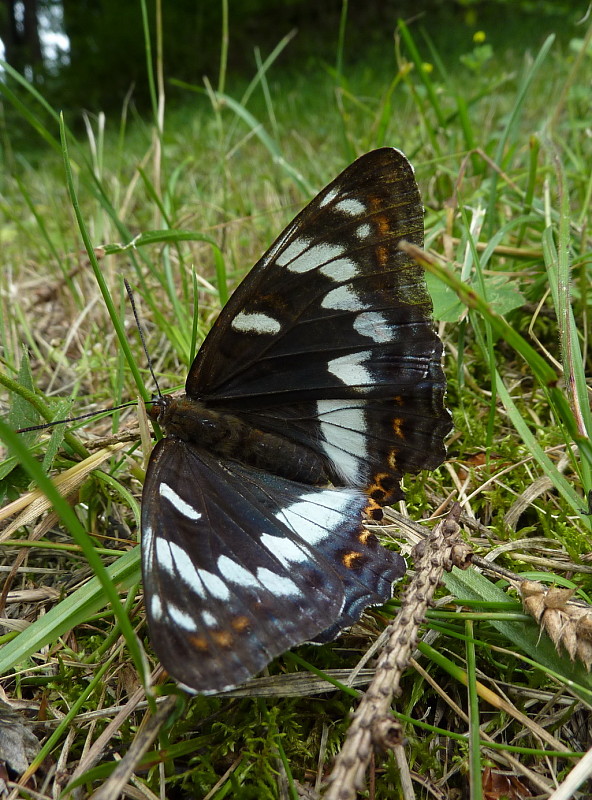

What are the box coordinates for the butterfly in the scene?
[141,148,452,694]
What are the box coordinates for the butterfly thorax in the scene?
[150,395,331,485]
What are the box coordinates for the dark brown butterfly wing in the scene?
[142,438,405,693]
[142,148,450,693]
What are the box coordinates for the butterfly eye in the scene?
[141,147,451,694]
[146,396,169,422]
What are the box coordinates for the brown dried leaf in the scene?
[0,702,40,775]
[483,766,533,799]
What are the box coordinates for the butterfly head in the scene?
[147,395,171,424]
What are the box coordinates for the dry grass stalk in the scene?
[84,695,178,800]
[520,580,592,670]
[324,504,472,800]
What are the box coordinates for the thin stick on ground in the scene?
[324,504,471,800]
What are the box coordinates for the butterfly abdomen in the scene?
[152,395,332,485]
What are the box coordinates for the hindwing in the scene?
[142,438,405,694]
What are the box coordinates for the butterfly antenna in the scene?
[124,279,162,398]
[16,401,143,434]
[17,282,162,435]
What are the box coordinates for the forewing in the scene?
[141,438,405,694]
[186,148,451,490]
[188,148,431,401]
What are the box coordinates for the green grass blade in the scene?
[59,114,148,401]
[212,92,313,194]
[444,567,592,702]
[485,34,555,234]
[0,419,143,680]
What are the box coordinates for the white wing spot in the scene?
[276,237,311,267]
[198,569,231,601]
[218,555,259,589]
[156,538,209,598]
[354,311,394,343]
[285,242,345,274]
[317,400,368,484]
[319,187,339,208]
[150,594,163,621]
[322,284,370,312]
[231,311,281,335]
[260,533,310,568]
[155,537,175,577]
[168,603,196,631]
[256,567,299,597]
[328,351,373,387]
[356,222,372,239]
[319,257,358,282]
[275,489,362,545]
[160,483,201,521]
[202,610,218,627]
[141,525,154,572]
[335,198,366,216]
[169,541,205,595]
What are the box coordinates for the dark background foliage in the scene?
[0,0,581,121]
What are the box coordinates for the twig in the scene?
[324,504,471,800]
[86,695,178,800]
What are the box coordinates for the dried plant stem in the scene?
[86,694,178,800]
[324,505,470,800]
[520,580,592,669]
